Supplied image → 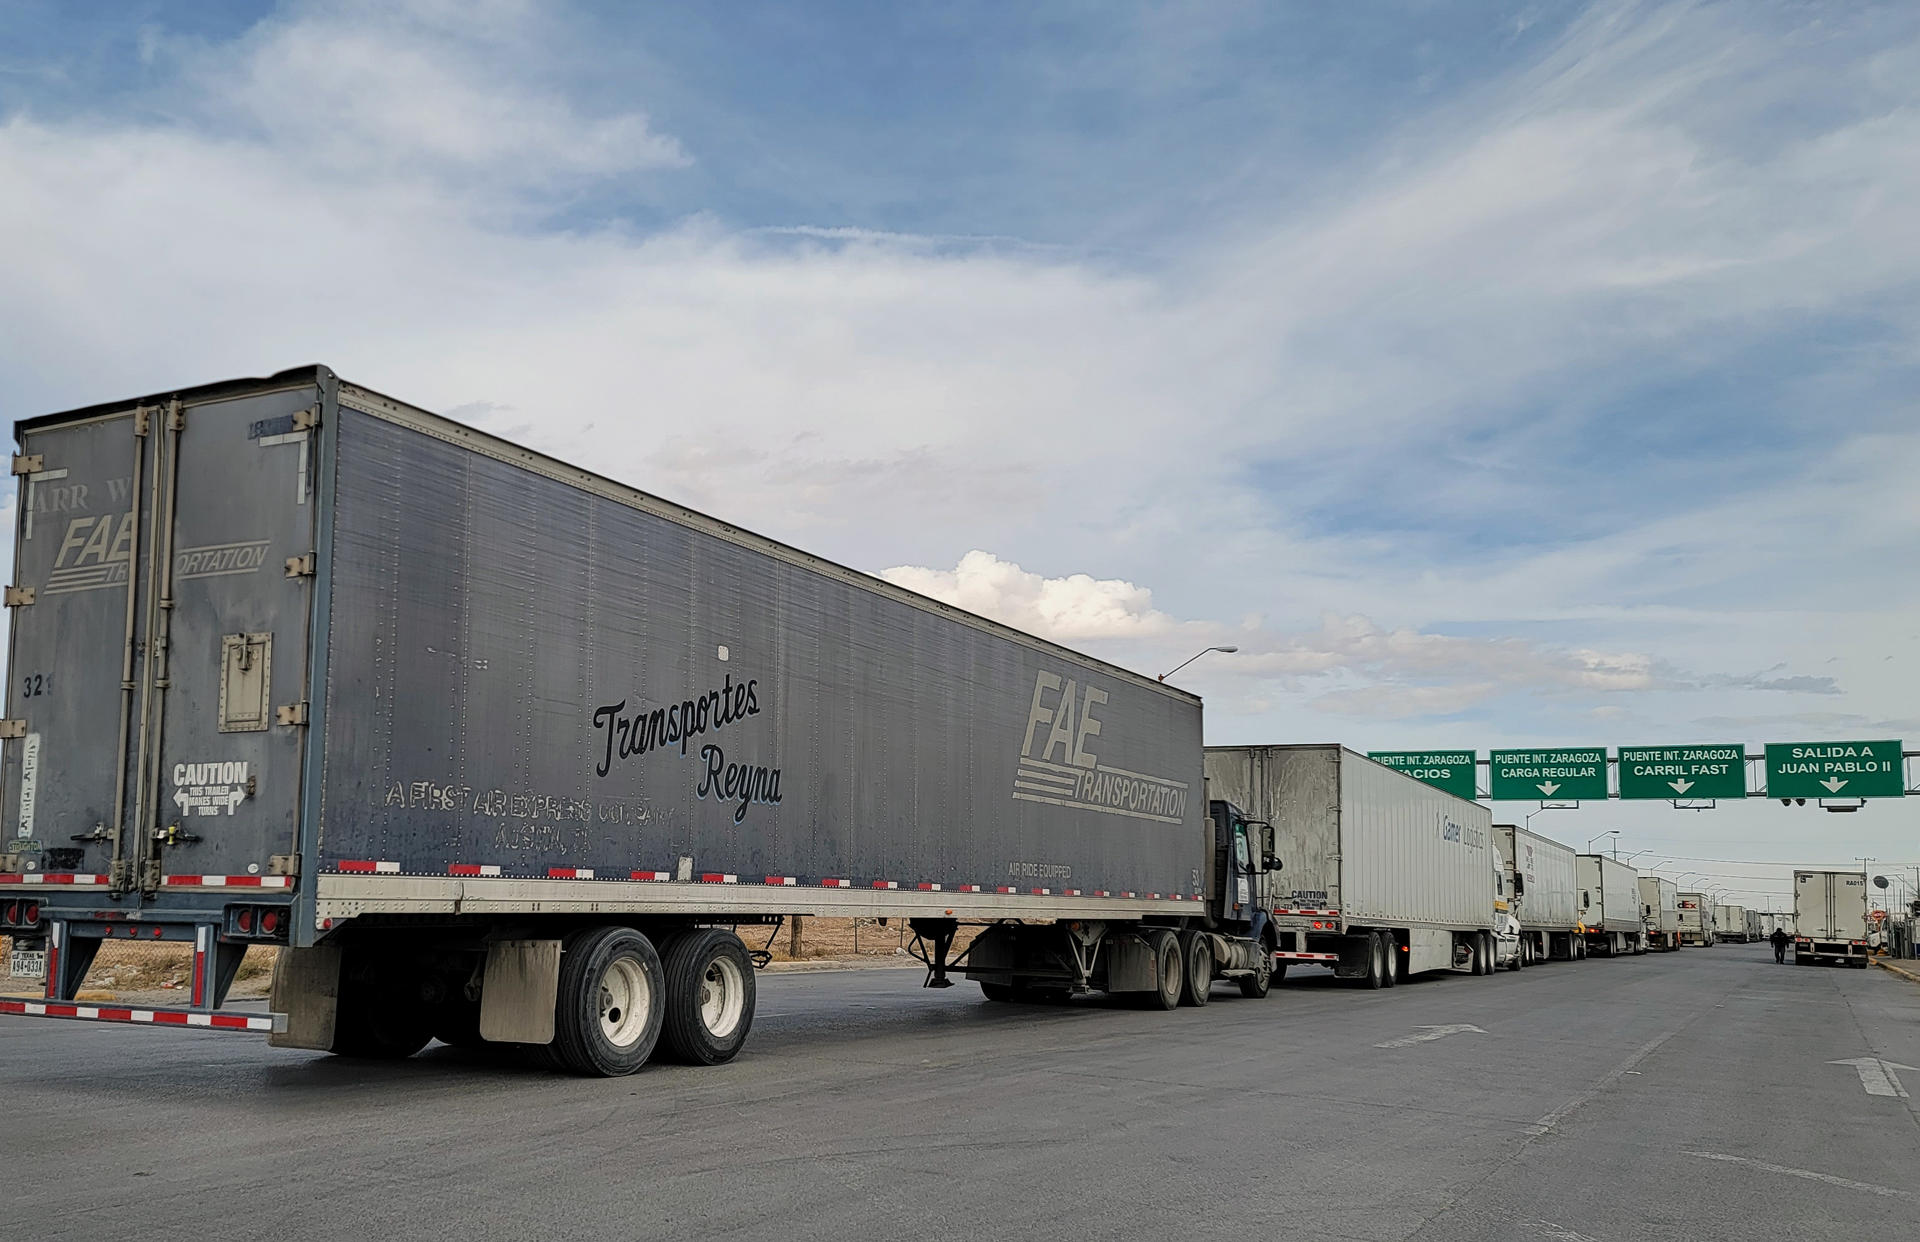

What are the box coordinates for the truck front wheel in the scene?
[552,926,666,1077]
[660,928,756,1065]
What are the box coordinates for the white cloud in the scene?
[881,550,1176,641]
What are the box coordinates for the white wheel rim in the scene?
[598,956,652,1048]
[699,953,747,1038]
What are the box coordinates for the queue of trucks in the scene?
[0,367,1880,1076]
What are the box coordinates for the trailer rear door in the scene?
[3,382,320,893]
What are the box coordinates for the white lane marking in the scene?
[1528,1027,1682,1135]
[1827,1056,1916,1098]
[1685,1151,1911,1199]
[1374,1023,1484,1049]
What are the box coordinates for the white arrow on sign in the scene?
[1668,778,1694,794]
[1820,776,1848,793]
[1536,781,1561,797]
[1828,1057,1916,1098]
[1376,1024,1485,1049]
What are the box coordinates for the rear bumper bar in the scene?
[0,998,285,1033]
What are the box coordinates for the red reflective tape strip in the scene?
[1094,890,1110,897]
[0,999,275,1031]
[0,873,108,885]
[996,886,1017,894]
[763,876,796,886]
[872,881,899,889]
[631,871,671,882]
[1030,888,1050,896]
[916,882,941,891]
[336,860,380,873]
[1274,952,1340,961]
[547,868,595,880]
[1064,889,1081,896]
[823,879,850,888]
[700,874,738,884]
[958,885,982,892]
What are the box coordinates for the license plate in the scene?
[9,950,46,979]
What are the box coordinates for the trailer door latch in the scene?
[4,586,34,607]
[276,701,309,727]
[284,553,315,578]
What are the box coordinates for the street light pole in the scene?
[1586,830,1619,854]
[1158,645,1238,682]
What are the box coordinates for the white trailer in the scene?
[1639,876,1681,951]
[1204,745,1499,986]
[1576,855,1645,956]
[1677,893,1715,946]
[1793,871,1870,967]
[1495,825,1580,963]
[1715,904,1749,943]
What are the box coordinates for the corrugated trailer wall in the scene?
[1337,750,1493,930]
[1203,745,1492,931]
[311,390,1207,899]
[1504,825,1579,931]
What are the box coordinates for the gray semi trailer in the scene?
[0,367,1276,1075]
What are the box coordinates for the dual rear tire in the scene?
[551,925,756,1077]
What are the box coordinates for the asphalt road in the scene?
[4,944,1918,1242]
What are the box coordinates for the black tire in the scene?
[1139,929,1182,1010]
[1506,939,1522,972]
[551,926,666,1077]
[1178,930,1213,1007]
[1364,934,1387,988]
[1379,933,1400,988]
[660,928,757,1066]
[981,981,1018,1003]
[1480,932,1496,975]
[1237,946,1273,998]
[432,999,486,1050]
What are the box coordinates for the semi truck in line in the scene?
[1715,904,1750,943]
[1640,875,1681,951]
[1204,745,1500,986]
[1576,855,1645,956]
[1743,909,1765,941]
[1793,870,1870,967]
[1494,824,1580,963]
[1678,893,1715,946]
[0,367,1282,1075]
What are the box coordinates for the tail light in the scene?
[22,901,36,924]
[260,910,280,935]
[2,901,15,924]
[237,908,255,933]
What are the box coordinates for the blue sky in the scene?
[3,0,1918,901]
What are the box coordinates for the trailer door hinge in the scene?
[4,585,34,607]
[284,553,315,578]
[276,701,309,727]
[269,853,302,877]
[292,406,321,431]
[10,454,43,476]
[133,407,152,436]
[0,719,25,739]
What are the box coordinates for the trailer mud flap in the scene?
[267,943,341,1051]
[479,939,560,1045]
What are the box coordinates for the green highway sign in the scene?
[1368,751,1477,799]
[1490,748,1608,801]
[1618,745,1746,800]
[1764,740,1905,799]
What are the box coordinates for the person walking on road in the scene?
[1770,926,1790,963]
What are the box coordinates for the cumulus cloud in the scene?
[881,550,1176,641]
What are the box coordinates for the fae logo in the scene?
[1011,670,1189,824]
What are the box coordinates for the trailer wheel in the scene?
[1477,932,1495,975]
[1364,934,1387,988]
[1237,949,1273,998]
[980,981,1018,1003]
[660,928,756,1065]
[1139,929,1183,1010]
[552,926,666,1077]
[1378,934,1399,988]
[1178,931,1213,1007]
[331,957,431,1060]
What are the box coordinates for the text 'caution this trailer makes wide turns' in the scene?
[0,366,1279,1076]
